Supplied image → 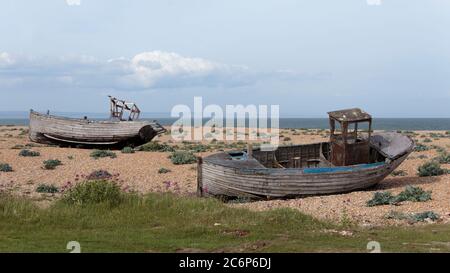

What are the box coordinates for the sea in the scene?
[1,113,450,131]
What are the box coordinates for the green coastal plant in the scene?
[170,151,197,165]
[180,143,210,153]
[366,192,396,207]
[418,161,445,177]
[0,163,13,172]
[11,144,24,149]
[36,184,59,193]
[137,141,174,152]
[86,170,113,180]
[43,159,62,170]
[434,152,450,164]
[366,186,432,207]
[90,150,117,159]
[121,147,135,154]
[395,186,431,203]
[61,180,124,206]
[19,149,40,157]
[414,144,429,152]
[158,168,171,174]
[385,210,439,223]
[390,170,407,177]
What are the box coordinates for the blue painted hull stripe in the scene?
[303,161,385,174]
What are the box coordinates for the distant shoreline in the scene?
[2,117,450,131]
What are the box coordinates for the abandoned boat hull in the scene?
[29,110,165,146]
[198,133,414,199]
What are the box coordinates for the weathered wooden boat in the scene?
[198,108,415,200]
[29,96,166,146]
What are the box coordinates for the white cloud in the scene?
[66,0,81,6]
[367,0,382,6]
[0,51,253,90]
[0,52,15,67]
[0,51,325,92]
[116,51,251,89]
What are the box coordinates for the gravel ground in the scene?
[233,130,450,226]
[1,126,449,226]
[0,126,201,201]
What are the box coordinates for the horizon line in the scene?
[0,111,449,119]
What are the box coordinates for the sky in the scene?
[0,0,449,117]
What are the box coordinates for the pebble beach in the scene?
[1,125,449,226]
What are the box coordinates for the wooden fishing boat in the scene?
[29,96,166,146]
[198,108,415,200]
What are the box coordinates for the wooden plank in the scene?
[29,110,165,146]
[199,138,413,200]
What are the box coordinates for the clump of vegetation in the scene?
[434,152,450,164]
[423,138,432,143]
[121,147,135,154]
[432,146,446,153]
[385,210,406,220]
[227,197,253,204]
[385,210,440,223]
[429,133,443,138]
[366,192,396,207]
[137,141,174,152]
[11,144,24,149]
[26,143,40,147]
[414,144,429,152]
[36,184,59,193]
[0,163,13,172]
[170,151,197,165]
[158,167,171,174]
[366,186,431,207]
[11,143,38,149]
[417,154,428,159]
[43,159,62,170]
[418,161,445,177]
[403,131,417,136]
[67,155,74,160]
[339,208,355,228]
[395,186,432,203]
[180,143,210,153]
[411,211,440,222]
[61,180,124,206]
[90,150,117,159]
[283,137,292,141]
[18,149,40,157]
[86,170,113,180]
[18,128,29,136]
[390,170,407,177]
